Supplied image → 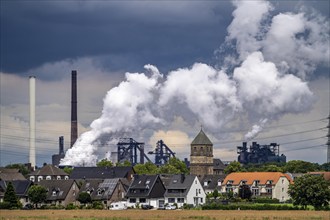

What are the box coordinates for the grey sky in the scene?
[0,0,329,167]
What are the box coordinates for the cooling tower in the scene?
[70,70,78,148]
[29,76,36,169]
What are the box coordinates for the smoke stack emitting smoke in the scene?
[60,0,329,166]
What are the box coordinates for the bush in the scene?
[252,197,280,204]
[66,203,78,210]
[92,201,104,210]
[202,203,302,210]
[0,202,11,209]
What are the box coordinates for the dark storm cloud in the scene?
[0,1,233,79]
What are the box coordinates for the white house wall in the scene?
[273,177,291,202]
[186,176,206,206]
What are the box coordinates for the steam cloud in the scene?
[60,0,329,166]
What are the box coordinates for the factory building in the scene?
[190,129,214,177]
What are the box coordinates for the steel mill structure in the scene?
[237,142,286,164]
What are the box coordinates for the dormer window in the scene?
[52,190,57,196]
[241,180,247,185]
[146,180,150,185]
[204,181,208,186]
[227,180,233,185]
[254,180,260,186]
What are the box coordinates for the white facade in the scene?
[165,176,206,208]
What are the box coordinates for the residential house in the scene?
[37,179,78,207]
[222,172,293,202]
[213,159,226,175]
[164,174,206,208]
[308,172,330,182]
[201,174,227,195]
[70,166,135,182]
[28,164,69,182]
[78,178,127,208]
[126,174,166,208]
[0,180,32,206]
[0,168,26,181]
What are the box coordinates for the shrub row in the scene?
[202,203,304,210]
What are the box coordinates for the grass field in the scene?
[0,210,329,220]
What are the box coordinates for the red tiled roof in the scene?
[223,172,293,185]
[308,172,330,181]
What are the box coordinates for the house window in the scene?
[52,191,57,196]
[57,176,61,180]
[282,179,284,184]
[199,189,201,194]
[200,198,203,203]
[168,198,175,203]
[38,176,43,182]
[204,181,208,186]
[282,188,284,192]
[177,198,184,203]
[30,176,35,182]
[146,180,150,185]
[129,198,136,203]
[139,198,146,203]
[266,188,272,194]
[97,191,102,196]
[254,180,260,186]
[46,176,51,180]
[252,188,259,196]
[64,176,69,180]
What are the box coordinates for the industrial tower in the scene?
[327,114,330,163]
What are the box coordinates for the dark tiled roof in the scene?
[37,179,76,201]
[213,159,226,170]
[126,175,158,198]
[0,168,26,181]
[191,129,213,145]
[0,180,32,197]
[29,165,67,176]
[70,166,133,180]
[201,174,227,191]
[164,174,197,197]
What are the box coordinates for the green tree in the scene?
[212,189,219,199]
[238,184,252,200]
[158,164,180,174]
[284,160,319,173]
[4,182,20,209]
[5,164,30,176]
[167,157,189,174]
[116,160,132,167]
[224,161,243,174]
[96,159,113,167]
[77,192,92,205]
[134,162,158,174]
[63,166,73,175]
[27,185,47,208]
[320,162,330,171]
[288,174,330,210]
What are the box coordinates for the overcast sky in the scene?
[1,0,329,167]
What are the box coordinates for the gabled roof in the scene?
[126,175,161,198]
[213,159,226,170]
[164,174,197,197]
[37,179,76,201]
[308,172,330,181]
[79,178,124,201]
[0,168,26,181]
[70,166,134,180]
[223,172,293,185]
[191,129,213,145]
[201,174,227,191]
[29,165,67,176]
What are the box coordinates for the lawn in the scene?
[0,210,329,220]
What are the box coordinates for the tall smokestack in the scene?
[29,76,36,169]
[59,136,64,155]
[70,70,78,148]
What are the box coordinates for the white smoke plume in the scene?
[60,0,328,166]
[244,118,268,141]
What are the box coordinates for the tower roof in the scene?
[191,129,213,145]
